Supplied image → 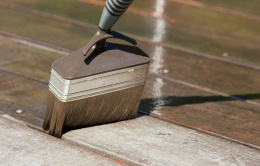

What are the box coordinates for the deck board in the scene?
[0,70,47,128]
[193,0,260,16]
[0,116,127,165]
[142,76,260,146]
[63,115,260,165]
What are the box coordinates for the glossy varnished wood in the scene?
[0,0,259,66]
[141,76,260,146]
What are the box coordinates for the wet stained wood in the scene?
[0,36,64,80]
[0,7,94,50]
[139,43,260,103]
[0,70,47,128]
[141,76,260,146]
[79,0,260,65]
[0,0,260,66]
[89,0,260,39]
[194,0,260,15]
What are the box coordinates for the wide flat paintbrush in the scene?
[43,0,150,138]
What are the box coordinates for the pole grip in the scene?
[99,0,134,31]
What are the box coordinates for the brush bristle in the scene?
[43,85,144,138]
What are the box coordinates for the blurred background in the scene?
[0,0,259,147]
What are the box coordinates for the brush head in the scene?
[44,42,150,138]
[44,0,148,137]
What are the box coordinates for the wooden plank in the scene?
[0,70,47,128]
[0,37,64,80]
[141,76,260,146]
[0,115,129,166]
[0,7,93,50]
[194,0,260,16]
[139,43,260,103]
[63,115,260,165]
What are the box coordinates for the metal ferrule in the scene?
[49,64,149,102]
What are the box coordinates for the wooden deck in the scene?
[0,0,259,149]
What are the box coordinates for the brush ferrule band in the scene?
[49,64,149,102]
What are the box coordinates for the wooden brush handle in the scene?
[99,0,134,31]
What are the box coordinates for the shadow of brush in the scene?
[139,93,260,114]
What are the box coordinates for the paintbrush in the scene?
[43,0,150,138]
